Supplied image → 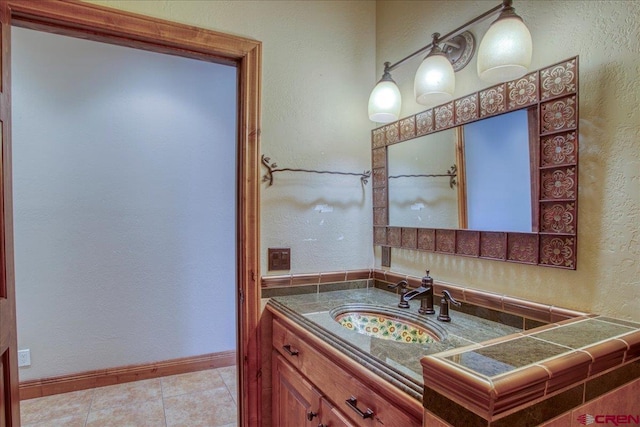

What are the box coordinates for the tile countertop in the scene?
[267,287,640,416]
[267,287,523,401]
[421,316,640,420]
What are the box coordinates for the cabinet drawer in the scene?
[273,318,421,427]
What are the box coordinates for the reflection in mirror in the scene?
[462,109,532,232]
[387,109,534,232]
[387,129,458,228]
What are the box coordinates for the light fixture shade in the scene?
[368,77,402,123]
[477,14,532,84]
[414,53,455,106]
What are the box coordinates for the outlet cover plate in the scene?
[18,349,31,367]
[268,248,291,271]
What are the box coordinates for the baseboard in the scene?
[19,350,236,400]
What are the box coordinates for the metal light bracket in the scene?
[443,31,476,72]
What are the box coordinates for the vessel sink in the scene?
[330,303,446,344]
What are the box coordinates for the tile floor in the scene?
[20,366,238,427]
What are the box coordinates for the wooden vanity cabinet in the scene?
[272,352,322,427]
[270,313,422,427]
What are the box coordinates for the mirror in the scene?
[387,128,458,229]
[387,109,534,231]
[372,57,579,269]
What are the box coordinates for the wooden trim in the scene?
[19,351,236,401]
[3,1,262,425]
[261,269,373,288]
[455,126,468,229]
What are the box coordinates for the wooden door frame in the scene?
[2,0,262,425]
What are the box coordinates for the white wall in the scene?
[12,27,237,380]
[376,0,640,321]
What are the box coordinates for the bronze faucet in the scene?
[387,280,410,308]
[437,290,461,322]
[402,270,436,315]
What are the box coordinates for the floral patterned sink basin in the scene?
[330,304,444,344]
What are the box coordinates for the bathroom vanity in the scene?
[264,282,640,427]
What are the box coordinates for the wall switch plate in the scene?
[18,349,31,367]
[268,248,291,271]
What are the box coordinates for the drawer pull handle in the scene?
[345,396,374,419]
[282,344,299,356]
[306,411,318,421]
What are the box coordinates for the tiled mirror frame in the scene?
[372,57,579,269]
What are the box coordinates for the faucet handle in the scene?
[388,280,410,309]
[387,280,408,290]
[442,290,461,306]
[437,290,461,322]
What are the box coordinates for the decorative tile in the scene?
[455,94,478,125]
[373,207,387,226]
[434,102,454,130]
[507,72,538,110]
[416,109,434,136]
[372,147,386,169]
[456,230,479,256]
[372,127,386,148]
[540,202,576,234]
[507,233,538,264]
[479,84,506,117]
[399,116,416,141]
[539,235,575,268]
[540,131,577,166]
[541,167,576,200]
[372,186,387,207]
[418,228,436,251]
[372,167,386,188]
[335,312,437,344]
[384,122,399,145]
[583,339,628,377]
[401,227,417,249]
[435,229,455,253]
[541,95,577,134]
[480,232,506,259]
[374,226,387,245]
[387,227,401,247]
[540,351,591,394]
[540,58,577,100]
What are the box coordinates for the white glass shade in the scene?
[477,16,532,84]
[414,53,455,106]
[368,78,402,123]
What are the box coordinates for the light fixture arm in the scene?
[382,0,507,73]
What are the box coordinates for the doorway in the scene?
[12,25,238,382]
[0,2,261,426]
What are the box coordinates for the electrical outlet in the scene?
[18,349,31,367]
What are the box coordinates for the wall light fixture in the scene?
[368,0,532,123]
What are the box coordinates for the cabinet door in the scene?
[319,397,357,427]
[272,352,321,427]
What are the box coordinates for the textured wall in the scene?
[376,1,639,320]
[86,0,377,274]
